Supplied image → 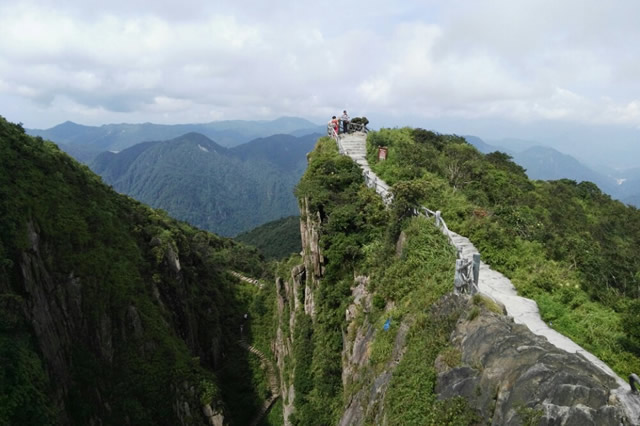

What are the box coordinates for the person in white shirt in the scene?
[340,110,350,134]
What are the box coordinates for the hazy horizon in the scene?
[3,0,639,168]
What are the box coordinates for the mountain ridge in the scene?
[91,131,319,236]
[464,134,639,207]
[27,116,325,161]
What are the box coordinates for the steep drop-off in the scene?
[0,117,269,425]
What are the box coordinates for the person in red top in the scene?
[330,116,339,135]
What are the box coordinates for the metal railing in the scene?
[348,122,368,133]
[417,207,455,246]
[334,129,481,293]
[363,169,393,205]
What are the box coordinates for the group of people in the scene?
[328,110,351,136]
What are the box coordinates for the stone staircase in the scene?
[338,133,367,164]
[336,132,640,424]
[230,271,264,289]
[238,339,280,426]
[340,132,393,202]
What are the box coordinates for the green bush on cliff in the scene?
[292,137,388,424]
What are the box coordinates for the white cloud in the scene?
[1,0,640,132]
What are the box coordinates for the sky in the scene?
[1,0,639,167]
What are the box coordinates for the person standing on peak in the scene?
[341,110,350,134]
[329,116,339,136]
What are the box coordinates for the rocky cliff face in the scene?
[339,276,411,426]
[274,267,303,425]
[436,295,629,425]
[16,219,228,425]
[298,197,324,317]
[0,119,263,425]
[278,224,633,425]
[272,196,324,425]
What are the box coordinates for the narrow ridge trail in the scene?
[337,131,640,424]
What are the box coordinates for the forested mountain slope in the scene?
[91,132,318,236]
[464,135,640,208]
[7,114,640,425]
[0,117,272,425]
[234,216,301,260]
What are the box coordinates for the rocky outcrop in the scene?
[436,296,630,425]
[299,197,324,317]
[202,404,224,426]
[274,265,306,425]
[16,220,225,425]
[18,221,74,423]
[339,277,411,426]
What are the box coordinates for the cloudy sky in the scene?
[1,0,639,166]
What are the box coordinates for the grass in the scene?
[472,294,504,315]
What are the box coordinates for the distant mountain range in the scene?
[91,132,319,236]
[28,117,324,163]
[464,135,640,208]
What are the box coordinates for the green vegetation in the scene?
[366,127,640,377]
[219,265,282,426]
[289,136,477,424]
[360,217,477,424]
[472,294,504,315]
[0,116,272,425]
[91,132,317,236]
[235,216,302,260]
[11,112,639,424]
[291,137,388,424]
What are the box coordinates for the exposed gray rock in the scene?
[436,301,629,425]
[202,404,224,426]
[299,197,325,318]
[339,276,411,426]
[165,244,181,273]
[395,231,407,257]
[274,266,305,425]
[14,220,219,425]
[19,222,73,423]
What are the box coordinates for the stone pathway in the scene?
[238,339,280,426]
[231,271,264,289]
[337,132,640,424]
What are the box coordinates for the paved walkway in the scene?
[337,132,640,424]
